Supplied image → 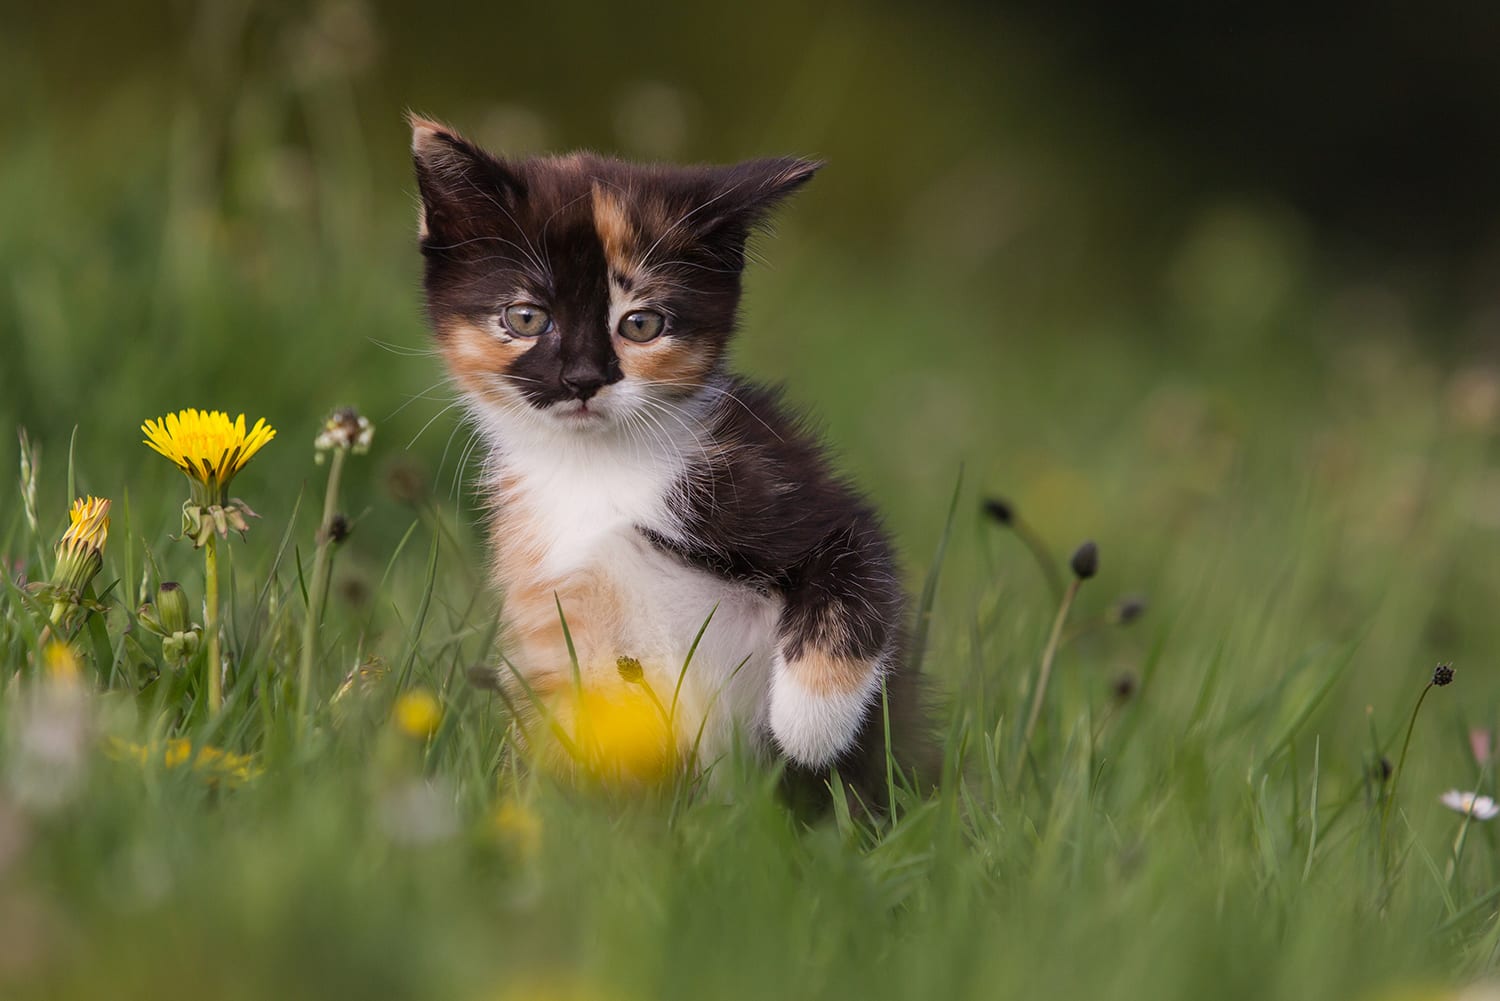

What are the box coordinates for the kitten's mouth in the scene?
[555,400,607,426]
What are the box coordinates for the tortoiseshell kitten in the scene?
[409,115,922,805]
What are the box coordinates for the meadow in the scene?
[6,5,1500,999]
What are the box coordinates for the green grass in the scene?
[7,17,1500,999]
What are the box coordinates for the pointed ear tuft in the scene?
[699,156,824,237]
[752,156,824,203]
[406,112,523,244]
[409,112,460,157]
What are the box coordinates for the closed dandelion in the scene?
[45,496,110,634]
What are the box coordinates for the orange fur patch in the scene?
[437,319,531,401]
[486,480,630,708]
[616,337,717,388]
[785,649,877,697]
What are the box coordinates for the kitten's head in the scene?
[409,115,819,434]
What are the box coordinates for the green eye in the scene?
[503,304,551,337]
[618,310,665,343]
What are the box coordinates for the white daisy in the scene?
[1440,789,1500,821]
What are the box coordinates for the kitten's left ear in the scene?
[407,112,525,243]
[702,157,824,233]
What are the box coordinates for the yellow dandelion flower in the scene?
[142,409,276,489]
[394,689,443,739]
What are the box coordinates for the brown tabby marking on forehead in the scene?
[590,184,635,275]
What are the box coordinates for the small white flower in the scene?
[1440,789,1500,821]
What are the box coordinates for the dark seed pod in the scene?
[982,497,1015,526]
[1114,595,1147,625]
[1069,540,1099,580]
[1111,672,1138,701]
[326,514,352,545]
[1433,663,1455,687]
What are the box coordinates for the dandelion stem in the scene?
[297,447,347,735]
[1381,680,1434,851]
[1014,577,1081,786]
[203,534,222,714]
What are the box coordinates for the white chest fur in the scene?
[477,405,782,763]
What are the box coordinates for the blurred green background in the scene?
[6,4,1500,999]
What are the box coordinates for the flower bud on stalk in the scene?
[47,497,111,629]
[139,582,202,669]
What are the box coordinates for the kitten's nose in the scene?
[560,371,605,402]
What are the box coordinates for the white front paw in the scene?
[768,651,882,768]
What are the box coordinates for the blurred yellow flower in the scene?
[108,737,261,787]
[394,689,443,739]
[490,798,542,856]
[141,409,276,494]
[42,642,81,684]
[572,688,672,782]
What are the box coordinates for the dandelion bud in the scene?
[156,582,192,635]
[49,497,110,599]
[162,630,201,667]
[1069,540,1099,581]
[1433,662,1455,687]
[616,656,645,685]
[981,497,1015,526]
[136,603,165,635]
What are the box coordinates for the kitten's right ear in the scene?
[408,113,524,243]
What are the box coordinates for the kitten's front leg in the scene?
[767,536,898,768]
[769,643,888,768]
